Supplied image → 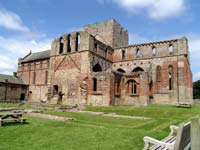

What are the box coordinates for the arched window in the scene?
[169,66,173,90]
[156,66,162,82]
[76,33,80,51]
[169,44,174,54]
[33,72,36,84]
[94,43,98,52]
[152,46,156,56]
[122,49,125,60]
[127,80,137,94]
[136,48,141,57]
[59,37,64,54]
[45,71,48,84]
[67,34,72,52]
[93,63,102,72]
[93,78,97,91]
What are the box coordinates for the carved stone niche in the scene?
[67,80,78,98]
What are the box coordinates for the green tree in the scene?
[193,80,200,99]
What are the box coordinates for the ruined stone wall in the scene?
[28,85,48,102]
[16,18,193,106]
[48,31,93,105]
[48,31,114,106]
[112,37,192,104]
[84,19,128,48]
[87,73,112,106]
[17,59,49,102]
[0,83,27,100]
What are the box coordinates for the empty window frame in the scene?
[136,48,141,57]
[152,46,156,56]
[59,37,64,54]
[67,35,72,52]
[169,44,174,55]
[127,80,137,94]
[93,78,97,91]
[122,49,126,60]
[93,63,102,72]
[75,33,80,51]
[169,66,173,90]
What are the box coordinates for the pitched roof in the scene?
[0,74,26,85]
[22,50,50,63]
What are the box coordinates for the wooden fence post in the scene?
[191,116,200,150]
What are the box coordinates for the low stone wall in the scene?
[194,99,200,105]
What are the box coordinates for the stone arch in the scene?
[117,68,126,73]
[93,63,102,72]
[132,67,144,73]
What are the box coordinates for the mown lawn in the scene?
[0,104,200,150]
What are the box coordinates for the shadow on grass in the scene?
[1,121,29,127]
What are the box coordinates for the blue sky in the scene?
[0,0,200,81]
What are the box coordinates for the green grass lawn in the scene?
[0,104,200,150]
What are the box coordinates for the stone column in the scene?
[63,35,68,53]
[191,116,200,150]
[71,34,76,52]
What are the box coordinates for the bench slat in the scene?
[150,136,176,150]
[144,122,191,150]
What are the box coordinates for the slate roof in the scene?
[0,74,26,85]
[22,50,50,63]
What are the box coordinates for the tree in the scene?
[193,80,200,99]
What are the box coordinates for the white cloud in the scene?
[149,0,185,20]
[0,9,30,32]
[98,0,186,20]
[0,8,52,75]
[129,33,150,44]
[0,36,51,74]
[193,72,200,82]
[0,36,51,55]
[187,35,200,81]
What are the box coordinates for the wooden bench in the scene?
[0,118,27,126]
[143,122,191,150]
